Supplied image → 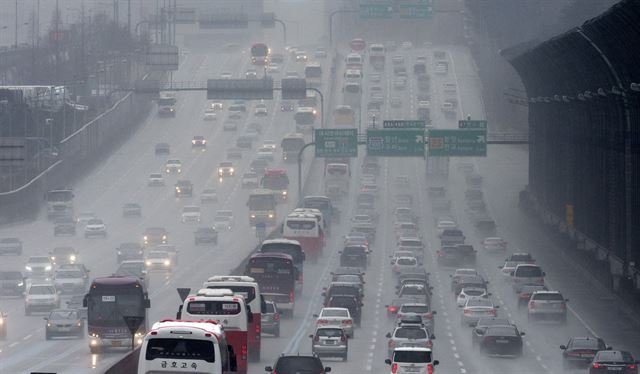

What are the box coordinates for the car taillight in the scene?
[538,278,544,283]
[341,335,346,342]
[391,363,398,374]
[463,309,472,315]
[520,293,529,299]
[314,335,320,342]
[427,363,434,374]
[256,322,261,334]
[317,319,328,325]
[490,309,497,316]
[426,340,433,348]
[274,313,280,321]
[388,340,396,347]
[289,291,294,302]
[628,364,637,370]
[560,303,566,310]
[436,250,442,256]
[592,363,601,369]
[388,306,397,313]
[241,344,247,359]
[342,319,353,325]
[425,312,433,319]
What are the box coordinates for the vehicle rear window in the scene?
[571,339,602,350]
[515,266,543,277]
[146,338,215,363]
[401,305,429,313]
[485,326,518,337]
[397,258,417,266]
[322,309,348,317]
[286,221,316,230]
[596,351,634,363]
[395,328,427,339]
[464,289,485,296]
[186,301,241,315]
[275,357,323,372]
[265,303,276,313]
[531,293,564,301]
[393,350,432,363]
[317,328,343,338]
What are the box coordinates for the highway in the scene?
[1,34,640,374]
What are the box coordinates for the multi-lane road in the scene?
[1,36,640,374]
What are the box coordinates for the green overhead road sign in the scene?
[360,1,393,19]
[399,0,433,19]
[428,129,487,157]
[459,120,488,129]
[383,120,425,129]
[315,129,358,158]
[367,129,425,157]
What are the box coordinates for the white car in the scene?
[254,103,268,117]
[351,214,373,225]
[456,287,489,307]
[314,307,354,338]
[499,261,518,278]
[24,283,60,315]
[25,256,54,278]
[148,173,165,186]
[460,298,498,326]
[200,189,218,203]
[262,140,277,150]
[84,219,107,238]
[256,147,275,162]
[245,69,258,79]
[165,159,182,174]
[218,162,235,177]
[385,347,439,374]
[210,102,223,111]
[76,212,96,226]
[203,108,217,121]
[391,256,419,274]
[145,251,173,272]
[181,205,201,223]
[220,72,233,79]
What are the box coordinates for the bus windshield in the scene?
[45,190,73,202]
[251,44,268,57]
[249,259,294,276]
[260,243,304,263]
[146,338,215,363]
[87,293,144,326]
[206,286,256,304]
[248,195,276,210]
[286,220,316,231]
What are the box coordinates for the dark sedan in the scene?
[589,351,638,374]
[471,317,513,347]
[561,337,610,370]
[53,219,76,236]
[437,244,476,267]
[478,325,524,357]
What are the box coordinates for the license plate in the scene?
[607,368,623,371]
[495,339,509,344]
[112,340,122,347]
[58,327,70,332]
[404,368,420,373]
[325,340,336,345]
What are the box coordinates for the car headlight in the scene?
[230,168,235,173]
[251,214,256,218]
[17,281,24,287]
[218,168,223,173]
[268,214,274,218]
[192,140,196,144]
[164,260,171,266]
[166,169,170,173]
[282,191,287,196]
[162,235,167,240]
[117,251,122,255]
[143,235,148,241]
[146,261,152,266]
[202,140,206,144]
[45,265,52,271]
[77,321,82,327]
[177,169,181,173]
[70,255,76,262]
[176,187,181,192]
[47,322,51,327]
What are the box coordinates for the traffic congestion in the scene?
[1,7,640,374]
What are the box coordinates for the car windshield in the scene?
[87,219,102,225]
[30,257,50,263]
[464,289,485,296]
[397,258,417,265]
[56,270,82,279]
[402,286,425,295]
[214,216,230,222]
[511,254,532,261]
[30,285,55,295]
[148,252,167,259]
[50,310,78,320]
[395,327,427,339]
[504,261,518,268]
[393,350,432,363]
[116,264,143,276]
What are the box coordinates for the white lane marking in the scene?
[22,334,32,341]
[454,353,460,359]
[460,369,467,374]
[536,355,542,361]
[457,361,464,367]
[9,342,19,348]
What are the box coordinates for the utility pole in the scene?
[14,0,18,49]
[127,0,131,34]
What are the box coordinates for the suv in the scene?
[194,227,218,246]
[49,246,78,266]
[115,260,148,288]
[218,162,235,177]
[511,264,545,293]
[53,268,87,294]
[396,303,436,331]
[25,283,60,315]
[385,347,439,374]
[560,337,611,370]
[143,227,168,247]
[309,326,348,361]
[386,323,435,359]
[25,256,54,278]
[528,290,568,323]
[437,245,476,267]
[440,229,465,246]
[265,355,331,374]
[84,219,107,238]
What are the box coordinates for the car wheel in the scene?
[45,332,51,340]
[25,307,31,316]
[342,353,348,362]
[274,326,280,338]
